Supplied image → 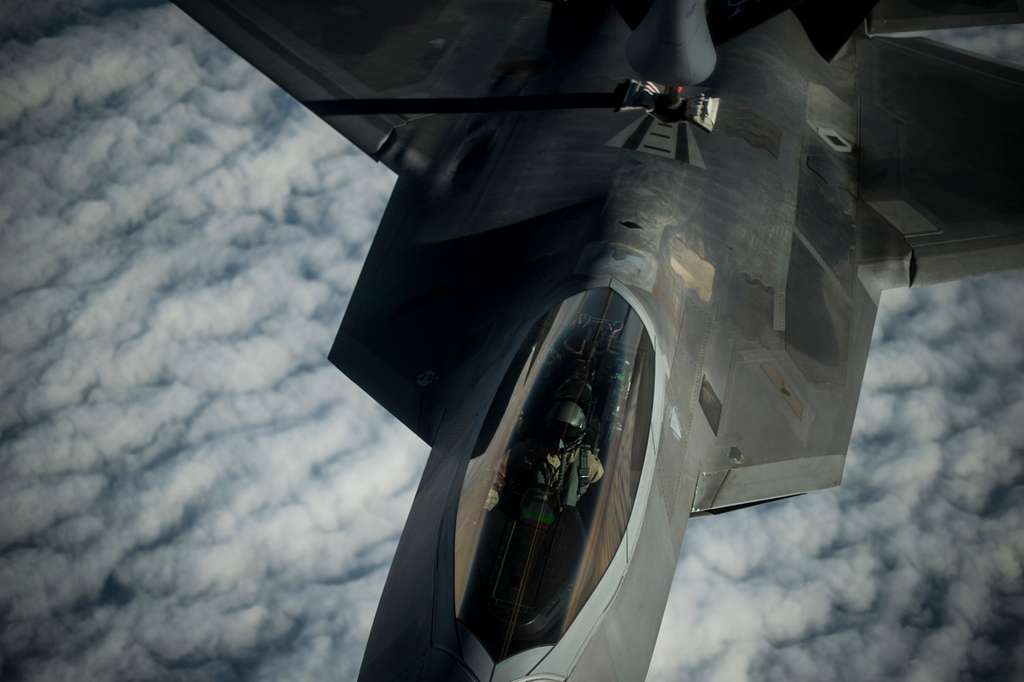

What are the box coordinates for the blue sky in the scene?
[0,3,1022,681]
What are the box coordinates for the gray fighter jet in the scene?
[172,1,1024,680]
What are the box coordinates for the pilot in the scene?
[484,398,604,512]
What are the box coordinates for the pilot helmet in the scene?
[546,399,587,441]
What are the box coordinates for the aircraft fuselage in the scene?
[353,10,880,682]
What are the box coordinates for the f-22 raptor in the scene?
[173,1,1024,679]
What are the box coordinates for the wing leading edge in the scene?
[868,0,1024,34]
[173,0,552,174]
[859,36,1024,286]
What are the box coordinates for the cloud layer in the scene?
[1,4,415,680]
[1,4,1022,681]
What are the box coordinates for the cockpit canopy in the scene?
[454,288,655,662]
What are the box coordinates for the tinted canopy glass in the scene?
[454,288,655,661]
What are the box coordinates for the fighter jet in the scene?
[172,1,1023,680]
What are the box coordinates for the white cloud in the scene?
[0,4,414,680]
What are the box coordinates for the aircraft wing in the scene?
[868,0,1024,33]
[694,33,1024,514]
[173,0,551,174]
[859,36,1024,285]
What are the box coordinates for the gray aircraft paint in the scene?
[172,1,1024,680]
